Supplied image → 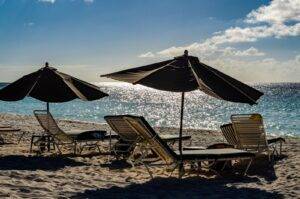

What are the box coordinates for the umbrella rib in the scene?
[194,61,258,104]
[133,60,178,85]
[187,59,222,99]
[24,72,43,98]
[55,72,88,101]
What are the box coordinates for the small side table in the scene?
[0,127,24,145]
[30,134,55,153]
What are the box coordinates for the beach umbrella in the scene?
[101,50,263,160]
[0,62,108,111]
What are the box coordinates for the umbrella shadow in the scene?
[241,154,288,182]
[70,176,283,199]
[100,159,132,170]
[0,155,87,171]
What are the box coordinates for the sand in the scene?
[0,113,299,198]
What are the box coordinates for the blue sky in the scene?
[0,0,299,83]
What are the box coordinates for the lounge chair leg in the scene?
[244,158,252,176]
[143,162,153,179]
[127,151,137,168]
[96,144,101,153]
[78,145,84,155]
[74,142,77,155]
[17,132,26,144]
[30,135,34,153]
[221,161,228,171]
[0,135,4,145]
[55,144,62,155]
[168,163,178,177]
[178,163,185,179]
[209,168,222,177]
[279,142,282,155]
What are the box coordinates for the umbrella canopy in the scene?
[101,50,263,166]
[0,62,108,104]
[102,50,263,104]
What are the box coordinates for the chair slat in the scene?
[231,114,268,152]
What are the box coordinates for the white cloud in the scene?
[83,0,94,4]
[37,0,95,4]
[206,0,300,44]
[24,22,35,27]
[139,0,300,59]
[207,22,300,45]
[157,42,218,58]
[222,47,265,57]
[137,1,300,83]
[38,0,56,3]
[295,54,300,63]
[139,52,155,58]
[245,0,300,24]
[203,55,300,83]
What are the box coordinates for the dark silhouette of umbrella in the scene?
[101,50,263,162]
[0,62,108,111]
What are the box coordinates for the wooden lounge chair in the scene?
[0,126,24,144]
[104,115,192,159]
[228,114,285,160]
[0,125,12,128]
[123,115,255,178]
[33,110,115,154]
[104,115,140,159]
[220,123,239,148]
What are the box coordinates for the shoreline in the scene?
[1,112,298,138]
[0,113,299,198]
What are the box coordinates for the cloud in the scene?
[295,54,300,63]
[137,1,300,83]
[222,47,265,57]
[139,0,300,58]
[245,0,300,24]
[83,0,94,3]
[139,52,155,58]
[38,0,56,3]
[203,54,300,83]
[157,42,218,58]
[208,23,300,44]
[37,0,95,4]
[24,22,35,27]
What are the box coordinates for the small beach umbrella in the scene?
[0,62,108,111]
[101,50,263,160]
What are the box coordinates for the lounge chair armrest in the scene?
[267,137,285,144]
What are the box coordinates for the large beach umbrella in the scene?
[0,62,108,111]
[101,50,263,159]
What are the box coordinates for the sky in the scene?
[0,0,299,83]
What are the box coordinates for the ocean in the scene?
[0,82,299,137]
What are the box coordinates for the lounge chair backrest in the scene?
[124,116,176,165]
[104,115,138,142]
[220,123,238,147]
[231,114,268,152]
[34,110,72,142]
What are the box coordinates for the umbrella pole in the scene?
[46,102,49,113]
[179,92,185,155]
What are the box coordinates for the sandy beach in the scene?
[0,113,298,198]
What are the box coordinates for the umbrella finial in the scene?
[184,50,188,56]
[45,62,49,67]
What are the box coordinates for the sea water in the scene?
[0,82,299,136]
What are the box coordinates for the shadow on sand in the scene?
[72,154,286,199]
[0,155,87,171]
[71,176,283,199]
[245,154,287,182]
[100,159,132,170]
